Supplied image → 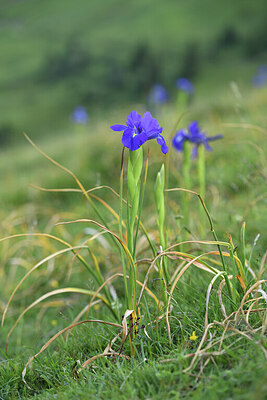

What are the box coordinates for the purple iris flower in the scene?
[110,111,168,154]
[176,78,195,94]
[110,111,147,151]
[149,84,168,104]
[70,106,89,124]
[172,121,223,158]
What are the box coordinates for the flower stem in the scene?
[197,145,206,200]
[133,150,149,258]
[229,235,237,305]
[176,91,189,112]
[127,148,143,310]
[182,141,191,235]
[197,145,206,237]
[119,148,129,305]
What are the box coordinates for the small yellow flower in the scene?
[50,279,59,288]
[190,331,198,341]
[93,303,100,311]
[51,320,58,326]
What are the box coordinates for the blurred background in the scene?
[0,0,266,243]
[0,0,266,144]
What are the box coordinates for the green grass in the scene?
[0,80,266,399]
[1,278,266,399]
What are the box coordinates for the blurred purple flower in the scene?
[149,84,168,104]
[172,121,223,157]
[70,106,89,124]
[252,65,267,87]
[110,111,168,154]
[176,78,195,94]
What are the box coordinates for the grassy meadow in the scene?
[0,1,267,399]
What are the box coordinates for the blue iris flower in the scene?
[110,111,168,154]
[110,111,147,151]
[172,121,223,158]
[70,106,89,124]
[149,84,168,104]
[176,78,195,94]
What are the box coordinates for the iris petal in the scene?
[130,138,140,151]
[142,111,163,142]
[188,121,200,135]
[127,111,142,129]
[136,132,148,146]
[141,111,167,152]
[110,124,127,131]
[203,140,212,151]
[156,135,169,154]
[207,134,223,141]
[172,131,187,151]
[122,129,134,148]
[142,112,154,132]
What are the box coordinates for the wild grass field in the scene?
[0,78,266,399]
[0,1,267,399]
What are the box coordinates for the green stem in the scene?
[198,145,205,200]
[119,148,129,305]
[133,151,149,259]
[124,245,137,310]
[126,148,143,310]
[182,141,191,236]
[127,148,142,257]
[229,241,237,306]
[155,164,169,303]
[197,145,206,237]
[240,222,247,281]
[176,91,189,112]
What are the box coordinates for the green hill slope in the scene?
[0,0,266,140]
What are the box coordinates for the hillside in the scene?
[0,0,266,141]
